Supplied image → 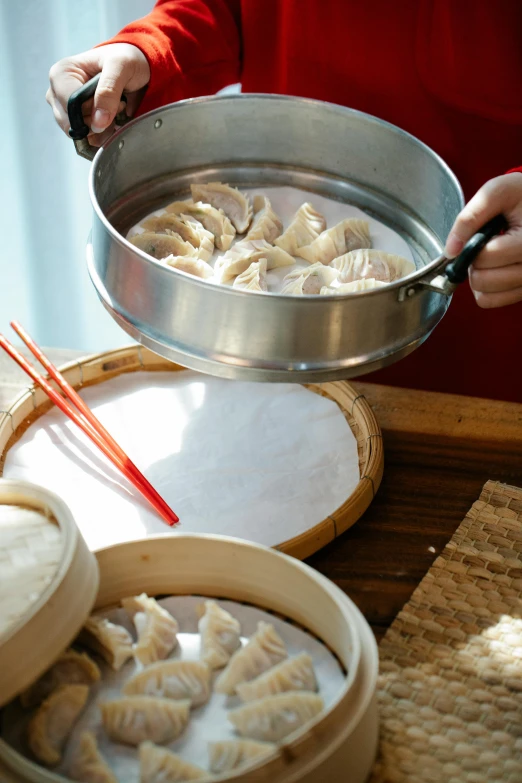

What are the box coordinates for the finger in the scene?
[473,286,522,309]
[91,59,132,132]
[87,125,116,147]
[469,231,522,269]
[470,262,522,294]
[445,180,503,258]
[49,61,90,119]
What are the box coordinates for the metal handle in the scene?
[67,73,130,161]
[444,214,509,284]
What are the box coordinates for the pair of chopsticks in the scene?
[0,322,179,526]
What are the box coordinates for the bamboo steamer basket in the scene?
[0,482,379,783]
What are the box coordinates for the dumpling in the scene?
[69,731,118,783]
[208,739,276,774]
[167,200,236,250]
[28,684,89,766]
[140,741,208,782]
[297,218,371,264]
[331,248,415,283]
[123,660,211,707]
[142,213,214,261]
[179,214,215,261]
[281,263,338,295]
[275,202,326,255]
[166,255,214,280]
[320,278,387,294]
[20,649,100,708]
[198,600,241,670]
[236,653,317,702]
[246,196,283,243]
[228,691,324,742]
[100,696,190,746]
[233,259,268,292]
[129,232,197,260]
[214,621,287,695]
[191,182,253,234]
[217,240,294,283]
[78,615,133,671]
[122,593,179,665]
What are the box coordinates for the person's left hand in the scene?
[445,172,522,308]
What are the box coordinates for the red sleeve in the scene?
[96,0,241,115]
[507,167,522,175]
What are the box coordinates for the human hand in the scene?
[445,172,522,308]
[46,43,150,147]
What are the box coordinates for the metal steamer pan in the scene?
[83,93,470,382]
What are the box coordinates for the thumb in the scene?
[445,179,503,259]
[91,57,132,133]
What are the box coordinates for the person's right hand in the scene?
[47,43,151,146]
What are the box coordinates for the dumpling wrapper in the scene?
[78,615,133,671]
[331,248,415,283]
[227,691,324,743]
[246,195,283,243]
[28,684,89,766]
[129,232,197,260]
[275,202,326,255]
[214,621,287,695]
[100,696,190,746]
[142,213,214,261]
[165,255,214,280]
[122,593,179,665]
[233,258,268,292]
[191,182,253,234]
[297,218,371,264]
[139,741,208,782]
[69,731,118,783]
[208,739,276,774]
[123,659,211,707]
[198,600,242,670]
[281,262,338,295]
[236,652,317,702]
[217,240,294,283]
[320,277,387,294]
[20,649,100,708]
[165,200,236,251]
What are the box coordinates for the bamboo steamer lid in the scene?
[0,479,99,708]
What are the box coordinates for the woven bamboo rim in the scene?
[0,345,383,560]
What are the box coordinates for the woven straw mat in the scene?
[370,480,522,783]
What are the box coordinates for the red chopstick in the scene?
[0,330,178,526]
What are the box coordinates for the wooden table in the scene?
[2,348,522,643]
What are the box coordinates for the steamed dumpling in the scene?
[275,202,326,255]
[233,259,268,292]
[130,232,197,260]
[69,731,118,783]
[78,615,133,671]
[281,262,338,295]
[217,239,294,282]
[123,660,211,707]
[214,621,287,695]
[166,200,235,251]
[165,255,214,280]
[236,653,317,702]
[228,691,324,742]
[122,594,179,665]
[179,214,215,261]
[297,218,371,264]
[100,696,190,746]
[208,739,276,774]
[198,600,241,670]
[140,741,208,782]
[246,196,283,243]
[142,213,214,261]
[320,278,387,294]
[331,248,415,283]
[191,182,253,234]
[28,684,89,766]
[20,649,100,709]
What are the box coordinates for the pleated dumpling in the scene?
[20,649,100,709]
[233,259,268,292]
[331,248,415,283]
[275,202,326,255]
[217,240,294,283]
[139,741,208,782]
[100,696,190,746]
[27,684,89,766]
[129,232,197,260]
[297,218,371,264]
[208,739,276,774]
[281,263,338,295]
[228,691,324,742]
[179,214,215,261]
[198,600,241,670]
[191,182,253,234]
[320,278,387,294]
[142,213,214,261]
[122,594,179,665]
[78,615,133,671]
[123,659,211,707]
[166,200,236,251]
[69,731,118,783]
[236,653,317,702]
[166,255,214,280]
[214,621,287,695]
[246,196,283,243]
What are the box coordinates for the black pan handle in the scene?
[445,214,509,284]
[67,73,130,161]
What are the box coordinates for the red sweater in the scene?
[103,0,522,402]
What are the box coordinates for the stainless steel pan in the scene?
[68,79,507,382]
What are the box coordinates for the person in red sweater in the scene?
[47,1,522,402]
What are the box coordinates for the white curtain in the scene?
[0,0,157,351]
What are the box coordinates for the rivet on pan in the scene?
[407,288,415,297]
[97,169,102,178]
[118,140,124,150]
[154,119,162,129]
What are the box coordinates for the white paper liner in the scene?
[127,185,415,293]
[3,372,359,552]
[2,596,346,782]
